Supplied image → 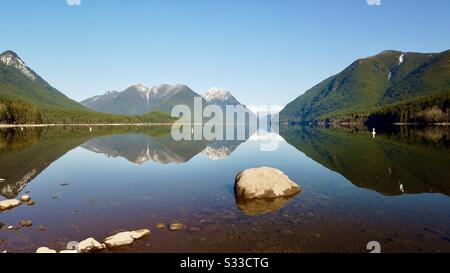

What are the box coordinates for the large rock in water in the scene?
[235,167,301,199]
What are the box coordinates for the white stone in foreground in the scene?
[131,229,150,240]
[36,247,57,253]
[235,167,301,199]
[0,199,21,210]
[103,231,134,248]
[78,238,105,253]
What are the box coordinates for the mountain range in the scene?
[280,49,450,124]
[0,49,254,125]
[81,85,254,117]
[81,84,205,115]
[1,48,448,125]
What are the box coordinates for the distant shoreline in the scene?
[2,122,449,129]
[0,122,253,128]
[0,123,175,128]
[280,122,450,126]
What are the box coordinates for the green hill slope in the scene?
[0,51,85,110]
[280,50,449,124]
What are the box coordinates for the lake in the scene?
[0,125,449,253]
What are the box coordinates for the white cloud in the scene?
[67,0,81,6]
[367,0,381,6]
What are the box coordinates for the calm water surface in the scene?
[0,125,449,252]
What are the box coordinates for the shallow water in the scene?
[0,125,449,253]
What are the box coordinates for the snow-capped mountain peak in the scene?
[0,50,37,81]
[130,83,150,93]
[202,87,232,102]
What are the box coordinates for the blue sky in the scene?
[1,0,449,106]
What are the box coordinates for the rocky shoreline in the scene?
[1,167,300,253]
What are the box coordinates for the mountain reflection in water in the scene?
[0,125,449,200]
[280,125,450,196]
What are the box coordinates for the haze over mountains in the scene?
[280,49,450,123]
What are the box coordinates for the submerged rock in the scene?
[169,223,183,231]
[236,196,296,216]
[78,238,105,253]
[27,200,35,206]
[0,199,21,210]
[19,220,32,227]
[130,229,150,240]
[104,232,134,248]
[235,167,301,199]
[20,195,31,202]
[36,247,57,253]
[156,223,166,229]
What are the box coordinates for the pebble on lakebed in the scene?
[0,199,21,210]
[20,195,31,202]
[36,247,57,253]
[169,223,184,231]
[103,229,151,248]
[78,238,106,253]
[35,229,151,253]
[131,229,151,239]
[19,220,32,227]
[156,223,166,229]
